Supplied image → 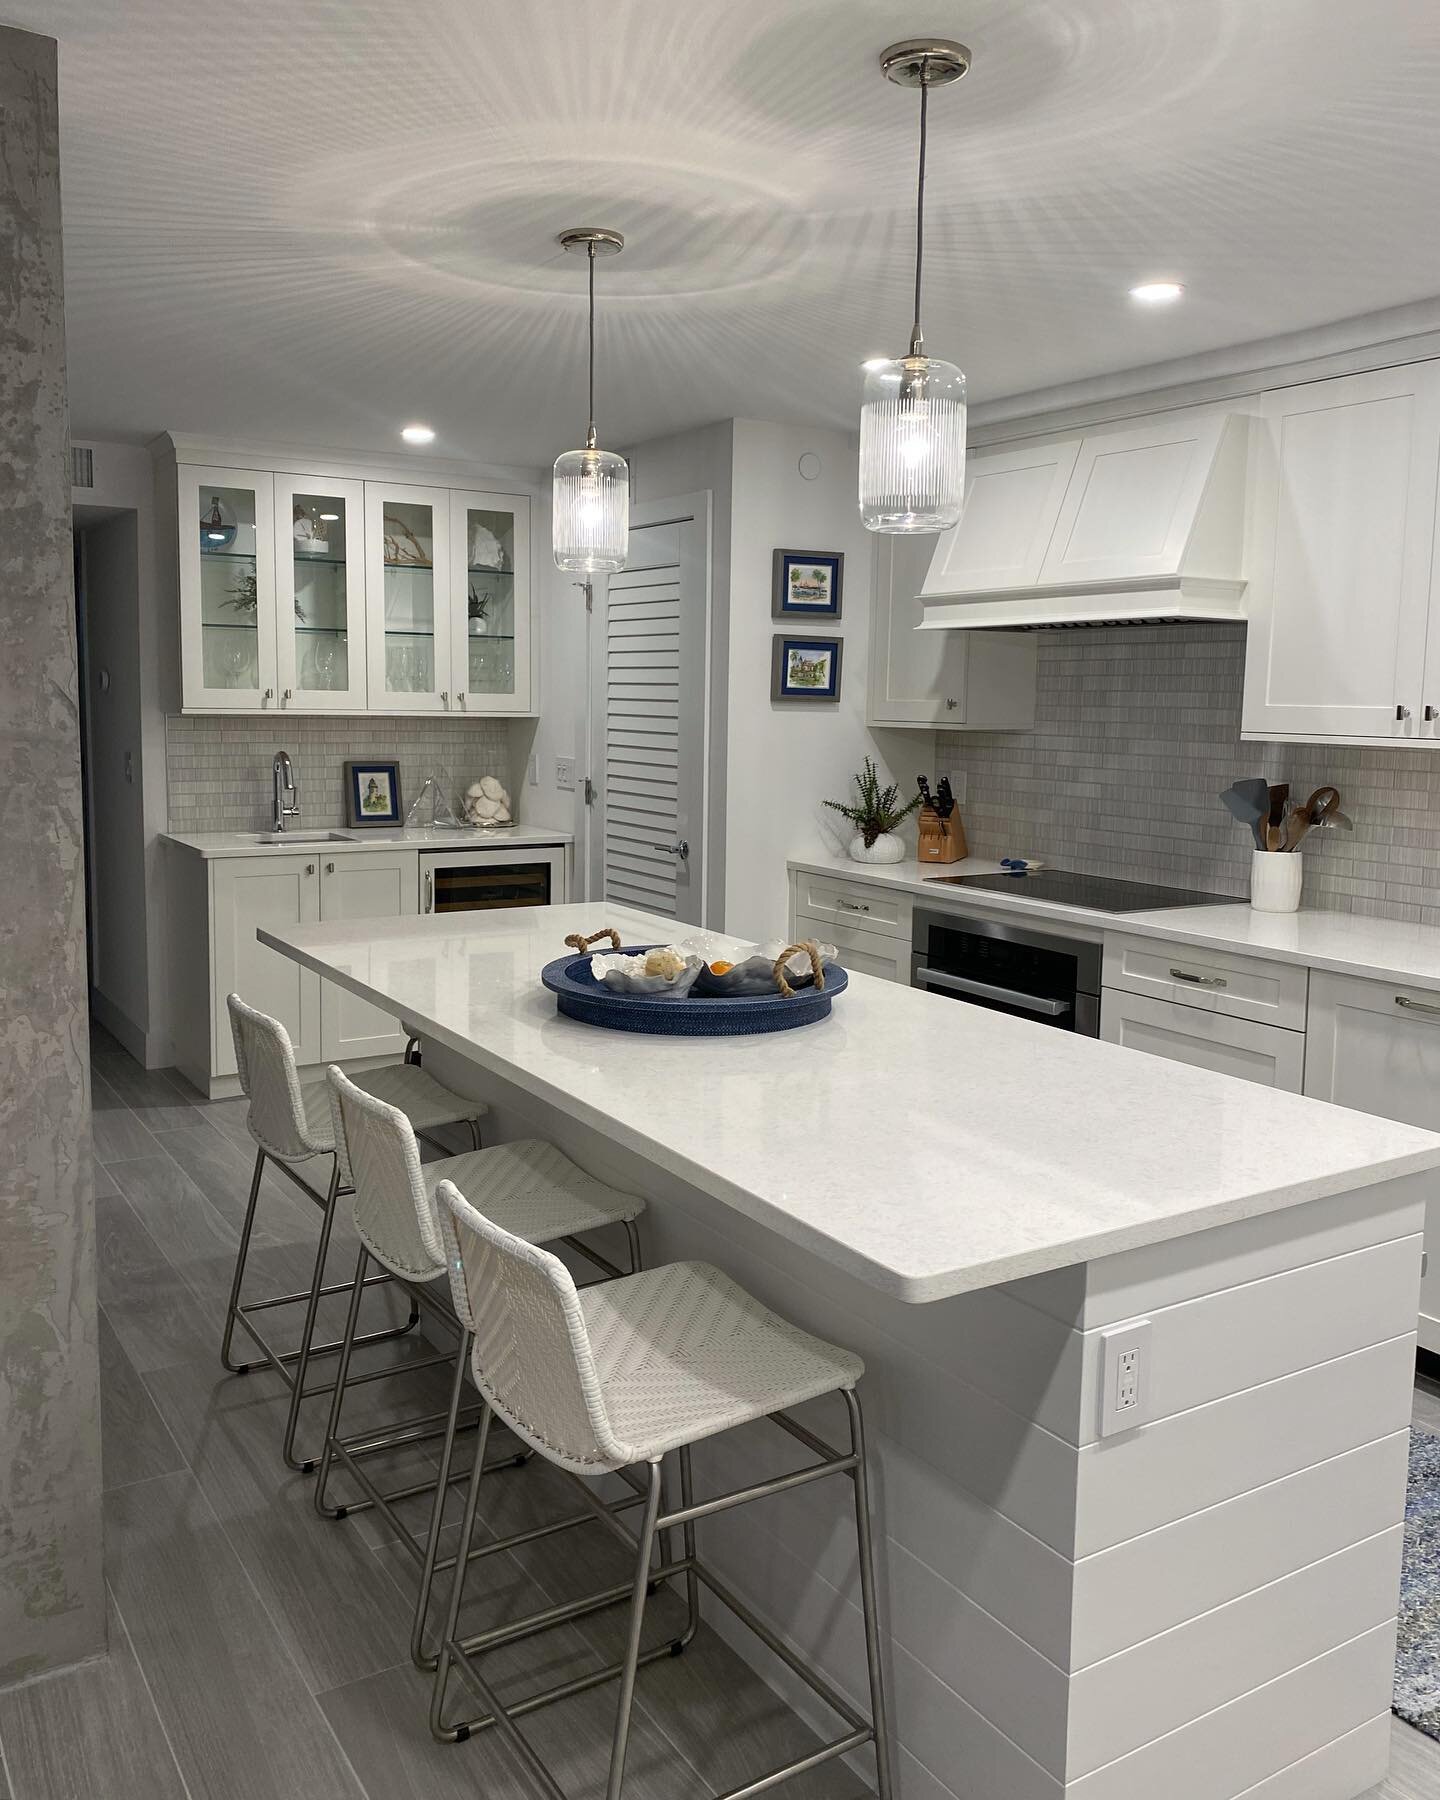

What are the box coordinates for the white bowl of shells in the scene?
[588,944,706,998]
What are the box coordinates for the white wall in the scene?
[723,419,919,940]
[73,439,171,1061]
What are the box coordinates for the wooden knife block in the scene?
[917,804,968,864]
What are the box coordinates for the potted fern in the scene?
[824,757,921,865]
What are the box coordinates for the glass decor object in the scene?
[859,38,972,534]
[200,493,237,552]
[552,228,629,573]
[405,772,463,830]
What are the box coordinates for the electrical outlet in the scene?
[1098,1319,1152,1438]
[555,756,576,792]
[527,753,539,787]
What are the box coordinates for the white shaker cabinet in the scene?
[209,854,323,1078]
[1242,363,1440,742]
[868,532,1037,729]
[1304,970,1440,1352]
[178,465,280,710]
[315,851,415,1061]
[364,481,453,713]
[922,437,1080,596]
[274,473,369,713]
[1100,988,1305,1091]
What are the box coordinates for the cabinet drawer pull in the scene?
[424,869,434,913]
[1396,994,1440,1016]
[305,862,316,876]
[1426,705,1437,724]
[838,897,871,914]
[1170,966,1227,988]
[325,860,335,874]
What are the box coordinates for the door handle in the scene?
[424,869,434,913]
[647,840,690,861]
[915,967,1072,1016]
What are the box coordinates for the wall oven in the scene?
[911,908,1101,1035]
[418,844,568,914]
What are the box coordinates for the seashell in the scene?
[480,775,507,801]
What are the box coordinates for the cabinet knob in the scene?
[456,691,467,710]
[1397,703,1412,721]
[1426,705,1437,724]
[305,862,316,876]
[263,687,274,704]
[282,687,292,705]
[325,860,335,874]
[440,690,449,708]
[945,697,958,710]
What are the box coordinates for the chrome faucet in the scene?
[272,750,299,832]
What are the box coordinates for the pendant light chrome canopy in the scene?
[553,227,629,573]
[859,39,970,534]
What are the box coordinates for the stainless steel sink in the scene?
[248,830,361,847]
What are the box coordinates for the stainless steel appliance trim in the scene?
[911,907,1103,995]
[915,966,1072,1016]
[1396,994,1440,1017]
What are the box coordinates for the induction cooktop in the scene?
[924,868,1234,913]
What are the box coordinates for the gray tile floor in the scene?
[0,1023,1433,1799]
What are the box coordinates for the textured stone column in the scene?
[0,23,106,1682]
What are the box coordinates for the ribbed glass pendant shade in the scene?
[552,445,629,573]
[859,354,967,532]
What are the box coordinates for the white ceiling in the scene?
[17,0,1440,466]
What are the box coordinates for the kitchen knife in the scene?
[917,776,935,813]
[936,776,955,818]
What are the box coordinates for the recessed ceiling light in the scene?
[400,423,435,444]
[1129,282,1185,304]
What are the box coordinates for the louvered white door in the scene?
[591,496,708,923]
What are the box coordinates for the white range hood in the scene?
[919,409,1251,630]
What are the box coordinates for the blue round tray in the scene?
[540,947,847,1036]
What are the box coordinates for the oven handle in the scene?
[915,967,1072,1017]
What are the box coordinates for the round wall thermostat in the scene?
[798,452,822,481]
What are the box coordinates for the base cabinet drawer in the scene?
[1104,932,1308,1030]
[790,871,912,940]
[794,910,909,984]
[1101,988,1305,1091]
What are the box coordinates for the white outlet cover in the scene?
[1098,1318,1152,1438]
[555,756,576,791]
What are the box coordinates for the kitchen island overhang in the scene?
[261,902,1440,1798]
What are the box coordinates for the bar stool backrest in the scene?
[227,993,326,1164]
[436,1177,632,1474]
[327,1067,446,1281]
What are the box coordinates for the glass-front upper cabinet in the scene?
[274,474,368,712]
[448,490,533,714]
[177,465,278,709]
[364,482,452,712]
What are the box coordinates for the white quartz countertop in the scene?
[792,852,1440,993]
[258,901,1440,1303]
[164,825,571,859]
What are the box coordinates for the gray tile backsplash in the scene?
[936,623,1440,925]
[166,714,514,832]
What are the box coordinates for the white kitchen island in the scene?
[260,901,1440,1800]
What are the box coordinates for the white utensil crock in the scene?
[848,831,905,865]
[1251,849,1302,913]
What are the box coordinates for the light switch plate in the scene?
[1098,1318,1152,1438]
[527,754,539,787]
[555,756,576,792]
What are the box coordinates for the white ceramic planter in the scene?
[1251,849,1302,913]
[848,831,905,865]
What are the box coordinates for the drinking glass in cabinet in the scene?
[382,500,436,695]
[465,505,516,695]
[198,484,261,688]
[291,491,352,695]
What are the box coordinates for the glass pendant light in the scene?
[860,39,971,534]
[553,227,629,573]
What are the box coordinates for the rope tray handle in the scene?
[772,941,825,998]
[564,927,622,954]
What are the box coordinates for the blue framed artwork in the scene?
[771,634,843,701]
[772,548,843,619]
[344,759,403,827]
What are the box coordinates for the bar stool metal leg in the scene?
[313,1247,369,1518]
[410,1322,475,1669]
[845,1388,894,1800]
[220,1146,267,1373]
[280,1158,343,1471]
[605,1463,664,1800]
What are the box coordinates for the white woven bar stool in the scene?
[317,1068,649,1672]
[431,1179,894,1800]
[223,993,488,1472]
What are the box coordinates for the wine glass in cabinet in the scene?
[364,482,452,712]
[178,465,278,709]
[274,474,368,711]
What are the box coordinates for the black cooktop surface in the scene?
[926,868,1234,913]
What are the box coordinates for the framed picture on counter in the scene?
[344,759,403,828]
[771,634,843,701]
[772,549,843,618]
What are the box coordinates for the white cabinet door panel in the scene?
[1100,989,1304,1091]
[1305,968,1440,1351]
[1242,364,1440,740]
[211,855,321,1075]
[923,438,1080,596]
[178,465,278,710]
[318,852,415,1060]
[793,911,909,983]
